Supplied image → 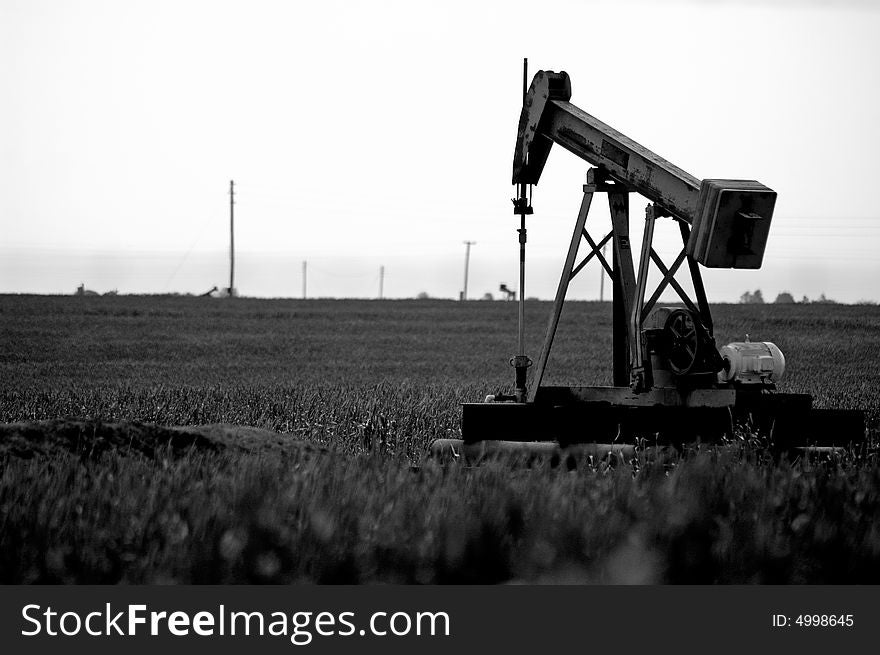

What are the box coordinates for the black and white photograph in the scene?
[1,0,879,650]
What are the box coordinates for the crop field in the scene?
[1,294,879,583]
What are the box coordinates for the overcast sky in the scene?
[2,0,879,301]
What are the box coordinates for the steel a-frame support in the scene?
[528,168,714,402]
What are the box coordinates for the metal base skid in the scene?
[458,386,865,451]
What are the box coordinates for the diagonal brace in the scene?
[648,249,700,316]
[571,230,613,279]
[529,186,595,401]
[642,248,688,318]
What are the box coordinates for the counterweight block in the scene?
[688,179,777,269]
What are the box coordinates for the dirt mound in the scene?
[0,420,320,460]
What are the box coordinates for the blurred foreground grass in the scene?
[3,445,878,584]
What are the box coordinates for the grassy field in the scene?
[1,294,879,583]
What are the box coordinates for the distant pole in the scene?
[229,180,235,297]
[599,243,606,301]
[302,261,307,299]
[462,241,476,301]
[379,265,385,299]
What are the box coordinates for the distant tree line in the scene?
[740,289,839,304]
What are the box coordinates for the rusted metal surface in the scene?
[630,204,657,387]
[609,191,637,385]
[512,70,571,185]
[547,102,701,222]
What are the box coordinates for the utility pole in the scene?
[302,261,307,299]
[229,180,235,297]
[599,243,606,301]
[379,265,385,299]
[462,240,476,301]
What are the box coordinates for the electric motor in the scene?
[717,341,785,385]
